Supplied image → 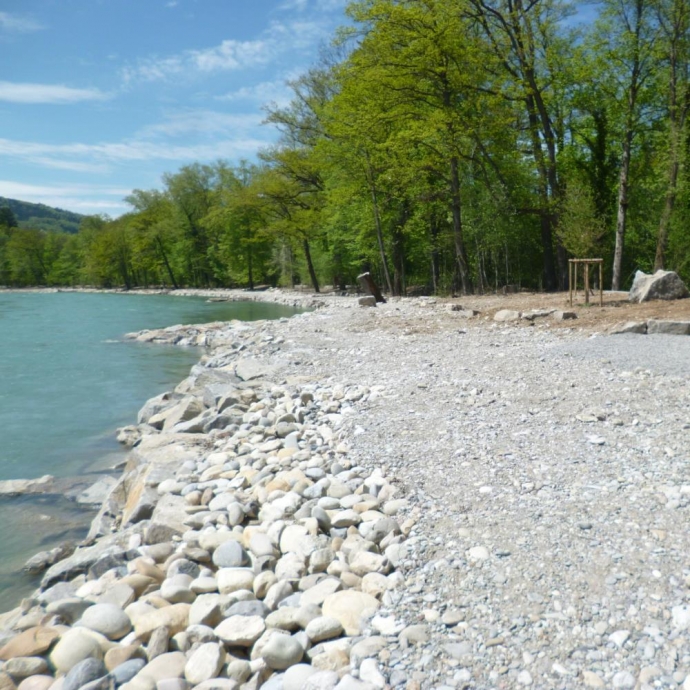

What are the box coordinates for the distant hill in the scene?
[0,197,85,234]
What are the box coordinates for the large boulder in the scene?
[629,269,689,302]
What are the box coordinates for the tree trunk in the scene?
[366,165,393,295]
[430,218,440,294]
[247,244,254,290]
[303,238,320,293]
[449,157,473,294]
[612,130,633,290]
[654,158,680,270]
[156,235,179,289]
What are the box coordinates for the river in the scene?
[0,291,301,609]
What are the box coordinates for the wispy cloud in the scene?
[136,110,263,139]
[279,0,347,11]
[0,137,268,164]
[0,181,130,215]
[0,12,44,33]
[216,78,295,107]
[122,19,330,84]
[0,82,109,105]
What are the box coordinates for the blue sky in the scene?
[0,0,348,216]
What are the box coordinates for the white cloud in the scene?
[122,19,330,83]
[0,130,270,168]
[0,12,44,33]
[0,82,108,105]
[279,0,347,11]
[136,110,263,139]
[217,75,300,108]
[0,180,129,215]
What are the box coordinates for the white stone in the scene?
[184,643,225,685]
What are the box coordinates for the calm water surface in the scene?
[0,292,300,608]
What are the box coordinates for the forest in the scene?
[1,0,689,294]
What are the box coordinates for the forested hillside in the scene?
[1,0,689,291]
[0,197,83,235]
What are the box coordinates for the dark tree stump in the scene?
[358,272,386,303]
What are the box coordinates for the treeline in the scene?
[2,0,690,293]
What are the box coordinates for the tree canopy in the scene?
[2,0,689,292]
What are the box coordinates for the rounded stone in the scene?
[16,676,54,690]
[322,591,379,636]
[261,634,304,670]
[305,616,343,643]
[50,629,103,674]
[62,658,106,690]
[79,604,132,640]
[217,568,254,594]
[212,542,248,569]
[104,645,145,672]
[110,659,146,686]
[283,664,318,690]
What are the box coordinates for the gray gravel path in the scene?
[265,298,690,689]
[551,334,690,380]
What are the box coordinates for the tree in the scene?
[592,0,660,289]
[0,206,18,229]
[466,0,576,289]
[654,0,690,269]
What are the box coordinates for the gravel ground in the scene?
[257,296,690,689]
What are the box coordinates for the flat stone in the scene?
[133,604,190,640]
[0,627,60,660]
[184,643,225,686]
[137,652,186,682]
[610,321,647,334]
[300,578,341,607]
[3,659,48,681]
[189,595,222,628]
[235,359,277,382]
[647,319,690,335]
[494,310,520,322]
[552,310,577,321]
[305,617,343,643]
[214,616,265,646]
[348,552,388,576]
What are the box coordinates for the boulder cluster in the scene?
[0,321,413,690]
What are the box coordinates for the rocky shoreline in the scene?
[0,294,414,690]
[2,290,690,690]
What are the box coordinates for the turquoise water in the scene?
[0,292,300,608]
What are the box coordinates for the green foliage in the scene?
[557,181,607,258]
[4,0,690,291]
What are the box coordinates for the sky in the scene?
[0,0,349,217]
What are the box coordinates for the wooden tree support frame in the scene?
[569,258,603,307]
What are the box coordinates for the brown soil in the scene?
[439,290,690,331]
